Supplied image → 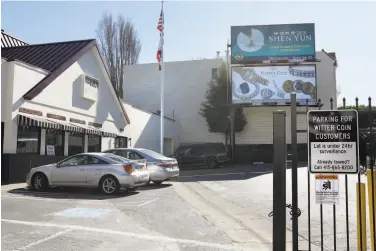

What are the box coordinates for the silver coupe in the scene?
[26,152,149,195]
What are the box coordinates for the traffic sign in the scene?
[315,174,339,204]
[308,110,359,174]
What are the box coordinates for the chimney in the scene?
[216,51,220,58]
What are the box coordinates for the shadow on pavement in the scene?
[175,162,307,182]
[138,183,172,190]
[6,187,138,200]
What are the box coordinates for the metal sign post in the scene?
[272,110,287,251]
[308,110,360,174]
[290,93,299,251]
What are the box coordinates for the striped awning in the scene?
[46,118,85,133]
[72,124,102,136]
[18,114,62,129]
[102,131,118,138]
[87,126,117,138]
[86,127,102,136]
[18,114,118,138]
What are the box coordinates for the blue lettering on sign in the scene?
[53,208,112,219]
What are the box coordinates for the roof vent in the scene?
[216,51,220,58]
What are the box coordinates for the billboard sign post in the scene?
[308,110,359,174]
[231,23,315,64]
[231,65,317,106]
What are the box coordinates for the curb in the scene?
[1,183,27,191]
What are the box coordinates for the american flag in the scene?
[156,8,164,71]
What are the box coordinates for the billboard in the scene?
[231,65,317,105]
[231,23,315,64]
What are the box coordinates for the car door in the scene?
[50,155,89,186]
[84,156,110,185]
[190,146,207,165]
[181,147,203,166]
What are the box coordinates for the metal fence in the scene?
[272,95,375,251]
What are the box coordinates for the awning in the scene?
[45,118,85,134]
[17,114,118,137]
[102,131,118,138]
[71,123,102,136]
[87,126,117,138]
[18,114,62,130]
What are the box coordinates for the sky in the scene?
[1,1,376,105]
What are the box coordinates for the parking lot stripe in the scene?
[137,198,160,207]
[2,218,241,250]
[1,195,149,206]
[13,229,72,250]
[179,172,246,178]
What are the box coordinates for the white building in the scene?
[123,52,338,163]
[1,30,177,183]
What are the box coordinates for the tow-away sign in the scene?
[308,110,359,174]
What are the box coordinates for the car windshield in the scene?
[103,153,129,163]
[175,147,189,155]
[138,149,166,159]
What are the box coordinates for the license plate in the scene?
[141,174,148,179]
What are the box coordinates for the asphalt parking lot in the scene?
[1,164,301,251]
[1,180,238,251]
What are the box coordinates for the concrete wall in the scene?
[123,52,337,146]
[123,58,225,144]
[122,102,178,155]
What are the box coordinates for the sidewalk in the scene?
[1,183,27,191]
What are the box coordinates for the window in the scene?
[103,154,128,163]
[68,132,84,156]
[114,150,144,160]
[189,146,205,156]
[138,149,165,159]
[84,75,99,88]
[175,146,189,155]
[88,135,101,152]
[115,136,128,148]
[17,126,40,154]
[212,68,218,78]
[45,129,64,156]
[59,155,88,167]
[86,156,108,165]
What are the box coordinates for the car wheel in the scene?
[99,176,120,195]
[153,181,163,185]
[207,159,219,169]
[32,173,49,191]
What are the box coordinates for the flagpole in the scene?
[160,1,165,155]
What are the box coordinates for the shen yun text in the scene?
[312,115,353,140]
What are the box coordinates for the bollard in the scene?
[272,110,287,251]
[368,170,376,251]
[357,182,367,251]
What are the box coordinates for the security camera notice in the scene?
[308,110,359,174]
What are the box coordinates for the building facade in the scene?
[123,52,338,163]
[1,32,177,183]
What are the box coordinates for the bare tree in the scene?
[96,13,141,98]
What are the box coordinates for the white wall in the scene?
[123,53,337,146]
[2,53,178,154]
[2,48,129,154]
[123,58,225,144]
[121,102,178,154]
